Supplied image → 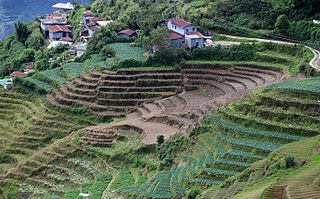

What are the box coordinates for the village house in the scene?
[40,17,68,38]
[75,43,87,57]
[118,29,137,40]
[80,11,114,40]
[48,25,72,41]
[167,18,205,49]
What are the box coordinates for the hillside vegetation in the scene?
[91,0,320,47]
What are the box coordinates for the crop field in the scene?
[109,42,146,62]
[267,77,320,94]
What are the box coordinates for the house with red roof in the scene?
[48,25,72,41]
[118,29,137,40]
[167,18,205,49]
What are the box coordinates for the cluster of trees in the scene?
[0,21,44,78]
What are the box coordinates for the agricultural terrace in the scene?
[0,90,107,197]
[111,77,320,198]
[22,43,145,92]
[267,77,320,94]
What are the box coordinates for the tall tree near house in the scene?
[275,14,289,34]
[14,21,30,44]
[143,27,170,51]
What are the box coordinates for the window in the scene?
[186,29,189,32]
[193,28,195,31]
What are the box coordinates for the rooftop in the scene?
[118,29,136,36]
[97,20,114,27]
[185,32,204,39]
[169,32,184,40]
[48,25,71,33]
[89,17,106,24]
[52,2,74,10]
[169,18,191,28]
[10,72,27,77]
[41,18,67,25]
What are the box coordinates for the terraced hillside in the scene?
[0,91,99,195]
[47,68,183,119]
[83,64,282,146]
[112,78,320,198]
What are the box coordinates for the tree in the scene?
[275,14,289,34]
[157,135,165,146]
[3,180,19,199]
[143,27,170,50]
[26,31,44,50]
[14,21,30,44]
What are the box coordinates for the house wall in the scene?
[88,29,95,37]
[184,25,197,34]
[185,37,205,49]
[167,21,185,35]
[49,32,70,41]
[77,50,85,57]
[171,38,184,48]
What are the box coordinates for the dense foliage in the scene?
[91,0,320,48]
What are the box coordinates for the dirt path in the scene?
[218,34,320,70]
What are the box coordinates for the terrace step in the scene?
[89,110,126,118]
[80,139,115,147]
[184,73,250,91]
[59,84,96,102]
[66,83,97,96]
[96,98,156,106]
[73,78,98,89]
[98,91,176,99]
[262,185,288,199]
[235,66,281,80]
[141,103,163,119]
[101,73,182,81]
[89,104,137,113]
[80,73,100,83]
[98,86,181,93]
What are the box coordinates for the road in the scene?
[217,34,320,71]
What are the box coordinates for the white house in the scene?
[167,18,205,49]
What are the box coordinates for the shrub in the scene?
[0,151,14,164]
[285,156,296,168]
[146,48,186,66]
[112,59,144,70]
[191,44,256,61]
[157,134,187,166]
[2,180,19,199]
[35,58,49,71]
[100,46,116,57]
[186,188,201,199]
